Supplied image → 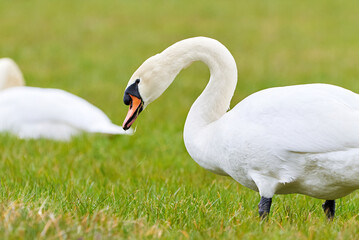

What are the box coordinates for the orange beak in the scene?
[122,94,143,130]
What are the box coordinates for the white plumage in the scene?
[123,37,359,218]
[0,58,131,140]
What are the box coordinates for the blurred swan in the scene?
[122,37,359,219]
[0,58,131,140]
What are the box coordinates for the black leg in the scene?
[322,200,335,220]
[258,196,272,219]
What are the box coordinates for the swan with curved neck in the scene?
[0,58,25,89]
[123,37,359,219]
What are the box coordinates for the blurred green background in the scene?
[1,0,359,239]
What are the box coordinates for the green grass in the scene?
[1,0,359,238]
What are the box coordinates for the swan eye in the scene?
[135,79,140,84]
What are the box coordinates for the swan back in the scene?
[0,58,25,90]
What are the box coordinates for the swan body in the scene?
[0,86,131,140]
[0,58,130,140]
[207,83,359,200]
[122,37,359,218]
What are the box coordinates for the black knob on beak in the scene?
[123,79,142,105]
[124,94,131,105]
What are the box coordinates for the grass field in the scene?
[2,0,359,239]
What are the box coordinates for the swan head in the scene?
[0,58,25,90]
[122,53,177,130]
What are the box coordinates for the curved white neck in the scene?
[159,38,237,139]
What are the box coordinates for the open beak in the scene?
[122,94,143,130]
